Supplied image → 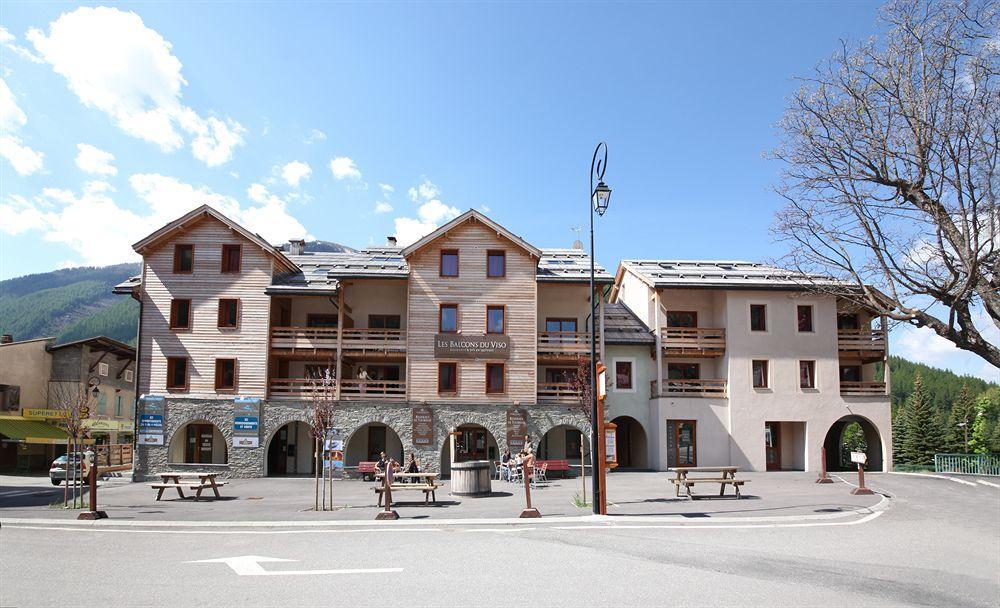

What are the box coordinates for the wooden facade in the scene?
[405,219,538,403]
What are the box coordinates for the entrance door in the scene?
[765,422,781,471]
[457,427,487,461]
[268,426,289,475]
[185,424,214,464]
[666,420,696,467]
[367,425,387,461]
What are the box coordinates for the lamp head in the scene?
[592,181,611,216]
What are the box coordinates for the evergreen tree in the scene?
[945,384,977,453]
[892,407,908,464]
[901,374,942,465]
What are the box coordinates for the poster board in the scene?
[137,395,166,446]
[232,397,261,448]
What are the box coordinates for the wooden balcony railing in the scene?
[537,382,583,402]
[270,327,406,352]
[651,379,727,398]
[659,327,726,356]
[837,329,887,354]
[537,332,595,356]
[269,378,407,400]
[840,381,887,396]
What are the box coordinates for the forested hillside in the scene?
[887,356,997,414]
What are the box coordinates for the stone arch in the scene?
[823,414,885,472]
[610,415,649,470]
[265,421,315,476]
[167,418,229,465]
[538,423,592,466]
[345,422,405,466]
[438,422,500,477]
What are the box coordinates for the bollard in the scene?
[816,447,834,484]
[78,452,107,520]
[375,466,399,520]
[519,464,541,518]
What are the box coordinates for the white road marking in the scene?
[187,555,402,576]
[2,525,444,535]
[976,479,1000,489]
[945,477,978,487]
[553,510,886,530]
[463,527,536,533]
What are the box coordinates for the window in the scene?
[307,314,338,328]
[440,249,459,277]
[486,363,505,394]
[98,362,109,377]
[487,250,506,277]
[218,299,239,328]
[839,365,862,382]
[440,304,458,333]
[166,357,188,390]
[173,244,194,273]
[368,315,401,329]
[487,305,505,334]
[97,393,107,415]
[215,359,237,391]
[752,360,769,388]
[366,365,401,381]
[545,318,577,333]
[750,304,767,332]
[615,361,633,390]
[124,369,133,383]
[545,368,574,383]
[800,360,816,389]
[667,363,700,380]
[666,311,697,328]
[169,299,192,330]
[438,362,457,393]
[797,305,814,332]
[115,395,123,417]
[837,313,861,330]
[221,244,242,273]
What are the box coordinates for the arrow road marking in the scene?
[187,555,402,576]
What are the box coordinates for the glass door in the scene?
[765,422,781,471]
[667,420,697,467]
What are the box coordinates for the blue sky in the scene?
[0,2,995,381]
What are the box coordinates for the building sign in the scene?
[84,419,131,432]
[412,407,434,447]
[21,408,66,419]
[605,423,618,468]
[323,428,345,479]
[232,397,261,448]
[137,395,165,446]
[850,451,868,465]
[434,334,511,360]
[506,408,527,452]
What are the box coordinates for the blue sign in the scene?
[234,416,259,432]
[139,414,163,429]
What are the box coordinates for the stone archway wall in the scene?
[135,398,238,479]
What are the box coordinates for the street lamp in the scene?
[589,142,611,515]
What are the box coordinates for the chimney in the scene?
[288,239,306,255]
[1,334,13,344]
[386,236,398,247]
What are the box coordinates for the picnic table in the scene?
[150,471,227,501]
[667,466,748,499]
[374,472,441,505]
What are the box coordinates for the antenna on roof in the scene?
[570,226,584,250]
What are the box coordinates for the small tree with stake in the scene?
[566,356,593,506]
[307,363,337,511]
[50,382,92,509]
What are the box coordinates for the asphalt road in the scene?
[2,473,997,607]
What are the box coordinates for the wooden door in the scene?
[765,422,781,471]
[186,424,214,464]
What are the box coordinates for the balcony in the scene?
[537,382,582,403]
[651,379,727,398]
[659,327,726,357]
[838,329,887,361]
[840,381,886,396]
[537,332,595,361]
[268,378,406,401]
[271,327,406,355]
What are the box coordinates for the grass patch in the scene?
[572,493,590,509]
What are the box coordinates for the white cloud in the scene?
[280,160,312,187]
[26,7,245,166]
[392,178,461,246]
[374,201,393,214]
[892,308,1000,382]
[379,183,395,196]
[75,143,117,176]
[0,135,44,175]
[330,156,361,180]
[303,128,326,144]
[0,27,43,63]
[0,79,27,131]
[480,204,491,213]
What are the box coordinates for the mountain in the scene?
[886,356,997,413]
[0,240,354,346]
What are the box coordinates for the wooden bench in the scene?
[150,481,229,501]
[374,483,442,506]
[536,459,570,478]
[357,461,378,481]
[671,477,748,499]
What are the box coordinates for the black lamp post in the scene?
[589,142,611,515]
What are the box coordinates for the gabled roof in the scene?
[603,302,655,345]
[618,260,841,291]
[538,248,612,284]
[47,336,135,359]
[400,210,542,259]
[113,276,141,295]
[132,205,298,273]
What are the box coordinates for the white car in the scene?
[48,453,86,485]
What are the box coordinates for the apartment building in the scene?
[117,206,609,478]
[610,260,892,473]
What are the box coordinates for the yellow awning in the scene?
[0,417,67,443]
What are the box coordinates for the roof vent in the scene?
[386,236,398,247]
[0,334,13,344]
[288,239,306,255]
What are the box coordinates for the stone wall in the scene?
[135,397,590,479]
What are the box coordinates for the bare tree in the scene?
[567,356,594,504]
[49,382,92,508]
[771,0,999,367]
[307,363,337,511]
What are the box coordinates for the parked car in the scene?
[49,453,87,485]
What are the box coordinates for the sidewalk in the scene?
[0,471,885,525]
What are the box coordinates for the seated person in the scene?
[375,451,388,474]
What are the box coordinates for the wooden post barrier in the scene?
[850,451,874,495]
[376,463,399,520]
[816,446,834,484]
[520,459,540,518]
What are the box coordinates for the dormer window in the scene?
[440,250,459,277]
[221,244,242,273]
